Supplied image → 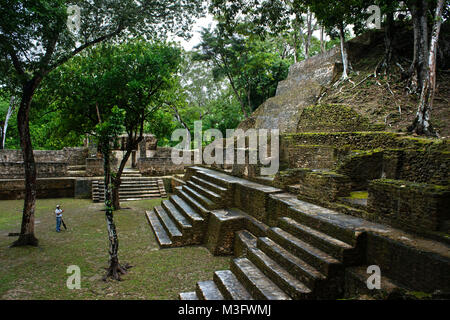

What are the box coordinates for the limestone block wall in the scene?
[0,148,87,164]
[0,178,75,200]
[137,157,185,176]
[367,179,450,233]
[0,162,68,179]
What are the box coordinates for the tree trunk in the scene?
[408,0,429,93]
[102,146,129,280]
[2,96,16,149]
[227,73,248,118]
[379,10,394,73]
[11,79,41,247]
[409,0,444,136]
[339,25,352,80]
[112,145,134,210]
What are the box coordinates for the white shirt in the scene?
[55,209,63,218]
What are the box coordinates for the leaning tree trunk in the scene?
[12,79,41,247]
[339,25,352,81]
[409,0,445,136]
[102,147,129,280]
[2,96,16,149]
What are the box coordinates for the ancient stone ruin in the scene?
[145,37,449,300]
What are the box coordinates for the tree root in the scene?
[10,234,39,247]
[103,262,133,281]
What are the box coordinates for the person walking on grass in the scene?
[55,205,64,233]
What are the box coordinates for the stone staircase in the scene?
[179,207,361,300]
[92,168,166,202]
[67,165,87,177]
[144,166,450,299]
[143,166,363,299]
[145,170,229,248]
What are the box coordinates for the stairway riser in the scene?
[247,250,310,300]
[230,262,266,300]
[257,239,319,290]
[183,186,220,210]
[161,202,193,232]
[176,189,209,218]
[196,171,232,189]
[278,219,346,261]
[192,176,227,196]
[268,230,341,277]
[213,273,234,300]
[286,208,357,246]
[187,181,221,202]
[170,197,205,227]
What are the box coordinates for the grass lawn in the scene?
[0,197,230,300]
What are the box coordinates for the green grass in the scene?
[0,198,230,300]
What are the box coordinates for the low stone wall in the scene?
[0,148,88,165]
[274,168,352,203]
[85,158,104,176]
[233,183,282,225]
[0,178,75,200]
[282,144,338,169]
[137,157,185,176]
[336,150,384,189]
[367,179,450,233]
[365,232,450,293]
[281,132,449,153]
[0,162,68,179]
[382,149,450,186]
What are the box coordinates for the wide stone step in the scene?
[183,185,217,210]
[187,181,221,203]
[161,200,192,231]
[196,281,225,300]
[170,194,204,225]
[213,270,253,300]
[145,210,172,248]
[96,182,159,186]
[94,195,161,202]
[94,192,161,198]
[268,227,342,276]
[192,175,227,195]
[247,247,312,299]
[179,292,199,300]
[279,217,354,261]
[176,187,209,217]
[284,203,359,246]
[230,258,291,300]
[257,237,325,291]
[154,206,183,240]
[196,170,233,189]
[94,189,160,196]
